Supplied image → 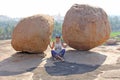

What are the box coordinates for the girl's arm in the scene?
[49,42,55,49]
[62,42,67,48]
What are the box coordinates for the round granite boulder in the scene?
[62,4,111,50]
[11,14,54,53]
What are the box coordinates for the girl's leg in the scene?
[56,56,64,61]
[51,50,57,57]
[59,49,65,57]
[51,50,64,61]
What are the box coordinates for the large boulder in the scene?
[11,14,54,53]
[62,4,111,50]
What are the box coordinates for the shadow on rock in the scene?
[45,50,106,76]
[0,52,44,76]
[45,61,99,76]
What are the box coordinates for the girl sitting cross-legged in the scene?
[49,34,67,61]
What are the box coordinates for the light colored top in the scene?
[54,41,63,53]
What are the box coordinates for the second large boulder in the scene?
[62,4,111,50]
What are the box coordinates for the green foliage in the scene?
[0,27,3,34]
[0,16,20,40]
[52,20,62,38]
[110,32,120,37]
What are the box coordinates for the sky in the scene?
[0,0,120,18]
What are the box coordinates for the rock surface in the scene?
[62,4,111,50]
[105,39,117,45]
[1,40,120,80]
[11,14,54,53]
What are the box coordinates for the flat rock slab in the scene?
[0,40,120,80]
[95,69,120,80]
[101,70,120,78]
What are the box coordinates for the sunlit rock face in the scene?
[62,4,111,50]
[11,14,54,53]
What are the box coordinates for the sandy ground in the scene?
[0,40,120,80]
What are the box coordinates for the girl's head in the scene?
[55,34,61,42]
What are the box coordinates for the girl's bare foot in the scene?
[56,56,64,61]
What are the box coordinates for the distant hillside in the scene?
[0,15,21,21]
[0,15,11,21]
[0,15,21,39]
[0,15,21,27]
[109,16,120,32]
